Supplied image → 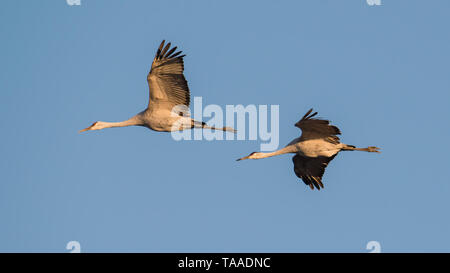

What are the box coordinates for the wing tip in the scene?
[154,40,186,61]
[297,108,318,125]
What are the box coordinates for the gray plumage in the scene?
[237,108,380,191]
[80,40,235,134]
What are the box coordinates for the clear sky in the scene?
[1,0,449,252]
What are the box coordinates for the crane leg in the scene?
[342,144,381,153]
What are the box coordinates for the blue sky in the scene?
[1,0,449,252]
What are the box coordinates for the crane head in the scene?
[79,121,101,133]
[236,152,257,161]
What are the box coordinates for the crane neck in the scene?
[99,115,143,129]
[253,145,297,159]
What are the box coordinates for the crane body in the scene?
[80,41,235,134]
[237,109,380,190]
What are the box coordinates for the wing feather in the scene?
[295,108,341,144]
[165,46,177,58]
[292,154,337,190]
[147,40,190,110]
[160,42,171,59]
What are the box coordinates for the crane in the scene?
[80,40,235,134]
[237,109,380,190]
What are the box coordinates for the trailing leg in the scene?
[191,120,236,133]
[341,144,381,153]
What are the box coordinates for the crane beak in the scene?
[79,127,90,133]
[79,123,96,133]
[236,152,256,161]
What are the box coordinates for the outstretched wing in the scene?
[295,108,341,144]
[292,154,337,190]
[147,40,190,111]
